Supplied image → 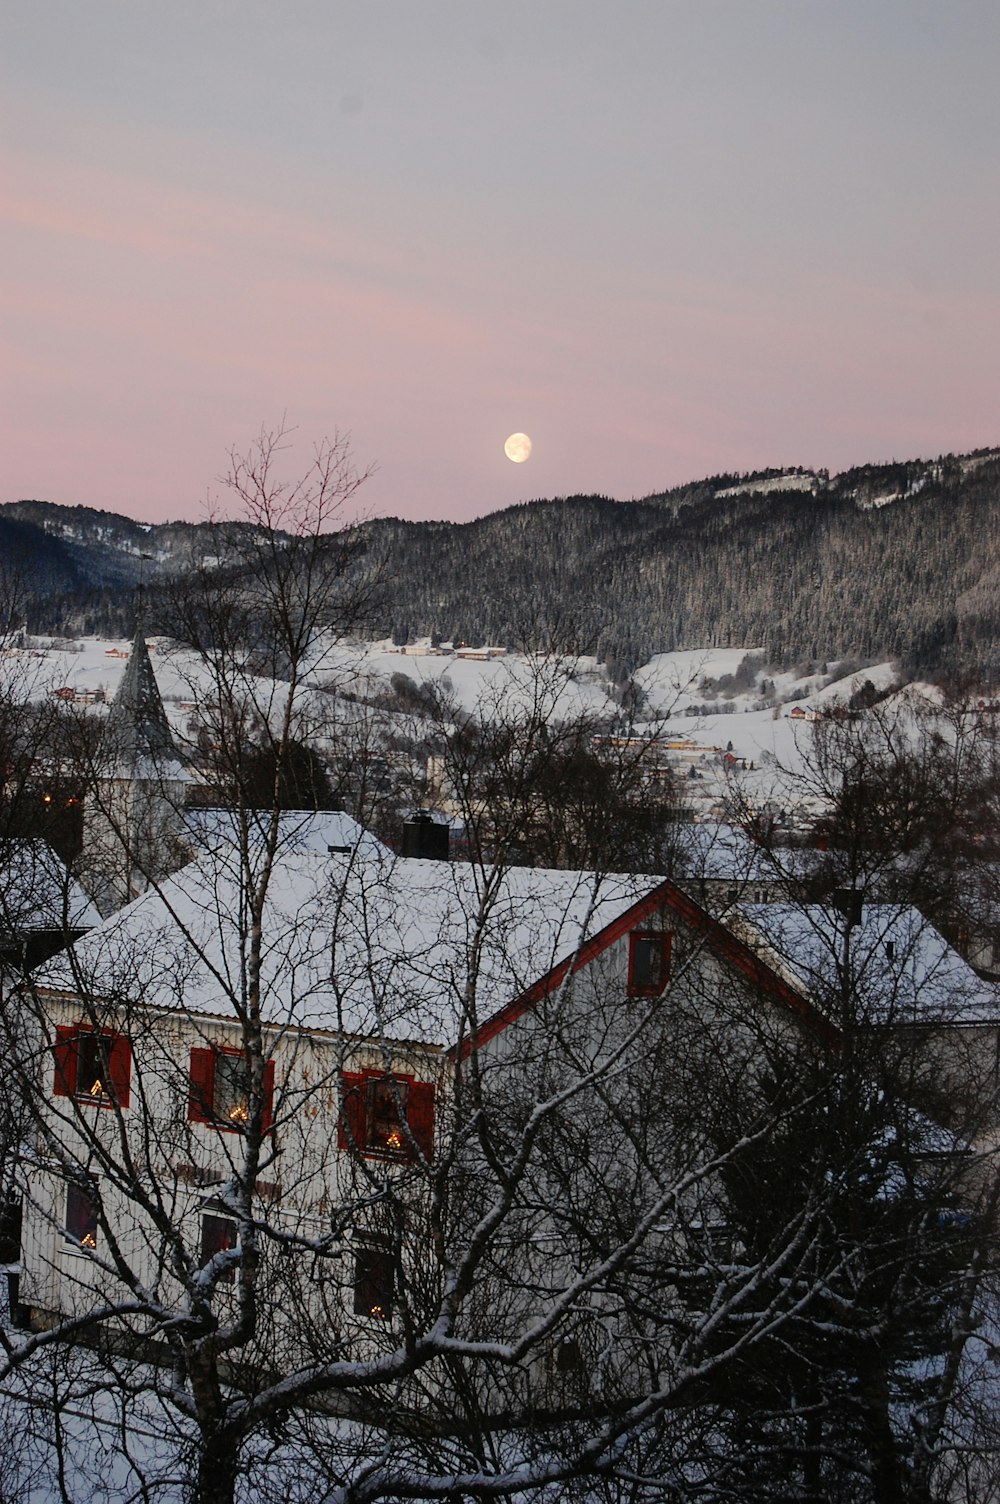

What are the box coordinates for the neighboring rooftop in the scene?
[735,903,1000,1025]
[183,807,391,861]
[0,840,100,934]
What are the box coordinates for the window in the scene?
[554,1336,583,1373]
[200,1213,237,1282]
[188,1048,274,1132]
[53,1026,131,1108]
[627,930,672,996]
[338,1072,435,1162]
[353,1243,394,1320]
[65,1186,98,1250]
[366,1076,410,1153]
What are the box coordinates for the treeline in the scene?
[8,451,1000,680]
[371,454,1000,679]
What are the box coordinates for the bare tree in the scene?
[0,443,995,1504]
[414,652,689,874]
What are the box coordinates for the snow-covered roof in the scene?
[0,840,100,933]
[734,903,1000,1025]
[677,824,777,884]
[35,844,659,1046]
[183,807,391,860]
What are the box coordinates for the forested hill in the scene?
[4,448,1000,679]
[372,451,1000,679]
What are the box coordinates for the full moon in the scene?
[504,432,532,463]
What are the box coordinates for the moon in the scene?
[504,432,532,463]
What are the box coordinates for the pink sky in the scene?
[3,2,1000,525]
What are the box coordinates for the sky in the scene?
[3,2,1000,526]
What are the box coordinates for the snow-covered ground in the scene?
[1,633,921,823]
[310,638,616,720]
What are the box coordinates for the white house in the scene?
[21,816,704,1338]
[11,812,995,1446]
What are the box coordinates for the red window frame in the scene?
[53,1025,131,1108]
[188,1047,274,1133]
[627,930,672,997]
[338,1072,435,1162]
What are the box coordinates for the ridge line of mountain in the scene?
[4,443,1000,680]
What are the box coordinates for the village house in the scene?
[12,632,997,1393]
[27,793,996,1334]
[22,819,706,1342]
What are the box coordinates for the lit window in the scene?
[66,1186,98,1250]
[214,1053,250,1126]
[627,931,672,996]
[76,1034,110,1100]
[353,1244,394,1320]
[366,1077,409,1154]
[54,1027,131,1108]
[188,1049,274,1133]
[338,1073,436,1161]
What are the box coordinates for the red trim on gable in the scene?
[453,879,836,1060]
[457,884,676,1057]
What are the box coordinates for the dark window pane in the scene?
[365,1077,410,1154]
[214,1053,249,1127]
[354,1246,394,1319]
[201,1214,237,1281]
[76,1035,110,1100]
[66,1186,98,1249]
[631,936,665,989]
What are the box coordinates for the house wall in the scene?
[21,993,444,1348]
[458,907,816,1406]
[83,775,191,915]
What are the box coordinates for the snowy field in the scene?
[0,633,916,818]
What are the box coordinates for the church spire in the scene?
[100,629,184,780]
[83,633,189,914]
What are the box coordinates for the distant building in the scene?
[81,630,190,915]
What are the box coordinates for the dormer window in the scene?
[627,931,672,997]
